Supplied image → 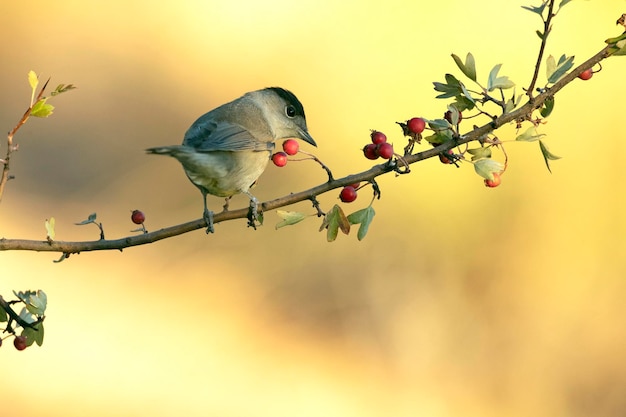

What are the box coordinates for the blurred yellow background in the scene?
[1,1,625,416]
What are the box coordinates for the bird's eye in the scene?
[285,105,296,118]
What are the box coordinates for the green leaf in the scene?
[347,206,375,241]
[275,210,308,229]
[28,70,39,91]
[75,213,97,225]
[547,54,575,84]
[504,98,515,114]
[609,39,626,56]
[536,30,544,39]
[28,70,39,105]
[24,290,47,316]
[18,307,35,325]
[453,95,476,112]
[487,64,515,91]
[452,52,477,82]
[474,158,504,180]
[22,323,44,347]
[546,55,556,81]
[605,32,626,45]
[539,140,561,173]
[433,74,463,99]
[14,290,32,303]
[460,82,476,103]
[521,3,547,16]
[516,126,546,142]
[424,119,453,145]
[428,118,451,131]
[540,97,555,117]
[559,0,574,9]
[45,217,56,240]
[31,98,55,118]
[319,205,350,242]
[467,147,492,161]
[51,83,76,97]
[0,306,7,322]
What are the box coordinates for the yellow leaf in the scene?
[28,70,39,105]
[28,70,39,91]
[45,217,56,240]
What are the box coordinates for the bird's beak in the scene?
[298,128,317,147]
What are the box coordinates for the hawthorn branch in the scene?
[0,43,614,255]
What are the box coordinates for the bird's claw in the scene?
[203,209,215,234]
[247,198,259,230]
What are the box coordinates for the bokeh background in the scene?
[1,1,626,416]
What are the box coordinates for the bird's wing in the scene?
[183,118,273,152]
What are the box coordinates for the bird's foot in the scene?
[203,209,215,234]
[247,198,260,230]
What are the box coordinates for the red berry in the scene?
[14,335,27,351]
[578,69,593,80]
[444,110,463,124]
[339,186,358,203]
[370,131,387,145]
[349,182,360,189]
[376,142,394,159]
[282,139,299,156]
[272,152,288,167]
[363,143,379,160]
[484,172,502,188]
[439,149,454,164]
[407,117,426,134]
[131,210,145,225]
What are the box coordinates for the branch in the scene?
[0,295,42,332]
[0,43,614,254]
[0,77,51,203]
[527,0,556,99]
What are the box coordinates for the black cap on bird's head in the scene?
[265,87,316,147]
[267,87,306,118]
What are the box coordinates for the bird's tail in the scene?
[145,145,189,156]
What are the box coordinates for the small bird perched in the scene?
[146,87,316,233]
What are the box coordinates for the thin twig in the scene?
[0,78,51,203]
[527,0,556,99]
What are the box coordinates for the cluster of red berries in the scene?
[362,131,394,160]
[0,335,28,351]
[272,139,300,167]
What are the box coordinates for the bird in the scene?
[146,87,316,233]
